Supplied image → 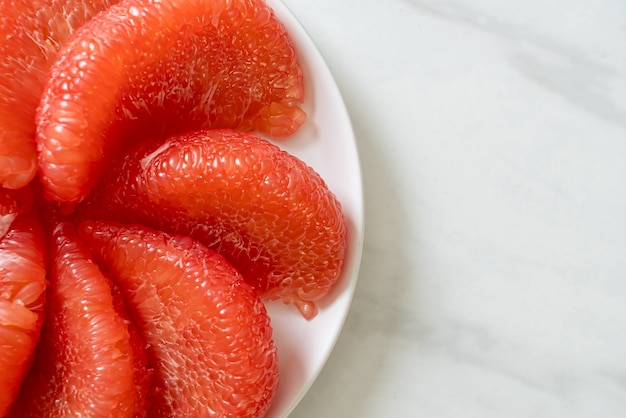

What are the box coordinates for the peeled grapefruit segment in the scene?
[8,218,142,417]
[0,213,46,416]
[79,220,279,417]
[78,129,347,319]
[0,0,121,189]
[37,0,305,204]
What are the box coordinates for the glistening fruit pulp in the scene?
[0,0,121,190]
[79,221,279,417]
[78,129,347,320]
[0,0,349,416]
[36,0,306,204]
[6,218,146,417]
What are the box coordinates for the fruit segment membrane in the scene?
[37,0,306,204]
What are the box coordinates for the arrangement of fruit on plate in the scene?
[0,0,348,416]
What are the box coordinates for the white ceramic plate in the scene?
[262,1,364,417]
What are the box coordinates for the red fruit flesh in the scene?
[0,0,121,189]
[8,219,142,417]
[37,0,305,204]
[78,129,347,319]
[0,214,46,416]
[0,186,34,240]
[109,277,154,418]
[79,221,279,418]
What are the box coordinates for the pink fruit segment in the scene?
[37,0,305,204]
[108,276,154,417]
[0,0,121,189]
[8,218,140,417]
[0,213,46,416]
[79,220,279,417]
[78,129,347,319]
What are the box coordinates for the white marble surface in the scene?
[282,0,626,416]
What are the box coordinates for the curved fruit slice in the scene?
[37,0,305,204]
[0,214,46,416]
[0,0,121,189]
[8,218,143,417]
[78,129,347,319]
[79,220,279,418]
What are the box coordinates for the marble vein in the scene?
[403,0,626,126]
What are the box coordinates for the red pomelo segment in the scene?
[0,214,46,415]
[79,220,279,418]
[78,129,347,319]
[37,0,305,204]
[8,219,141,417]
[0,186,34,240]
[108,276,154,418]
[0,0,121,189]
